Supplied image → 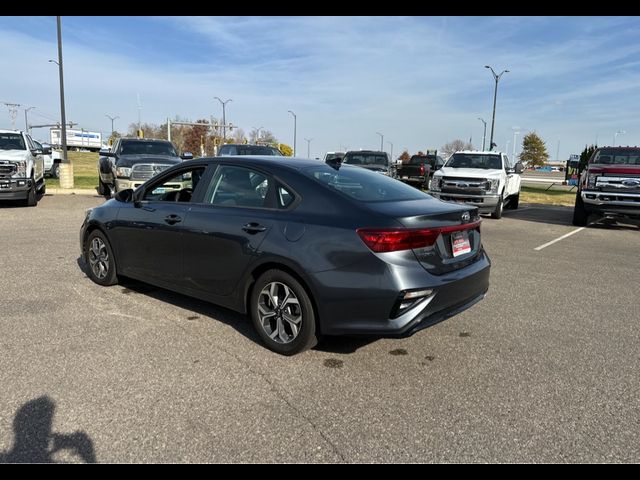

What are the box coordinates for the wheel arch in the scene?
[243,260,322,335]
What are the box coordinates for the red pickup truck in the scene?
[573,146,640,226]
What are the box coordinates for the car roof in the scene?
[119,137,172,143]
[0,129,24,134]
[454,150,504,155]
[183,155,324,170]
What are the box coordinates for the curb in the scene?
[47,188,100,195]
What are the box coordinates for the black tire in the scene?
[23,180,37,207]
[85,230,118,286]
[39,182,46,196]
[572,192,588,226]
[50,163,60,179]
[97,178,107,196]
[507,193,519,210]
[491,194,504,219]
[250,269,318,356]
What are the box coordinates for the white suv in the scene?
[429,150,523,219]
[0,130,46,206]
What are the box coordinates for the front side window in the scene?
[143,166,206,202]
[206,165,271,208]
[0,133,26,151]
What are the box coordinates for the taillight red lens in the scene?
[357,221,481,253]
[420,163,425,175]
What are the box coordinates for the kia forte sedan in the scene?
[80,156,490,355]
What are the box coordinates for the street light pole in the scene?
[512,128,520,159]
[387,141,393,162]
[24,107,35,133]
[376,132,384,152]
[614,130,626,146]
[214,96,232,141]
[288,110,297,156]
[477,117,487,151]
[252,126,264,143]
[105,114,119,135]
[51,16,72,188]
[485,65,509,151]
[304,138,312,158]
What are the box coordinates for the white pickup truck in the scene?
[429,150,523,219]
[0,129,46,206]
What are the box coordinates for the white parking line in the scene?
[534,227,585,251]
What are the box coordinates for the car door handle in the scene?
[242,223,267,233]
[164,214,182,225]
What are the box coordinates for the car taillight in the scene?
[420,163,425,176]
[357,221,481,253]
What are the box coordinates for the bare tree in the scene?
[441,139,473,158]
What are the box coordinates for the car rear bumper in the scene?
[313,250,491,336]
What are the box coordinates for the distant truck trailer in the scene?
[50,128,102,151]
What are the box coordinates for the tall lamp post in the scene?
[288,110,297,156]
[387,141,394,162]
[485,65,509,151]
[614,130,626,146]
[252,126,264,143]
[50,16,71,187]
[214,96,232,141]
[24,107,35,134]
[512,128,520,159]
[376,132,384,152]
[304,138,312,158]
[477,117,487,151]
[105,114,119,135]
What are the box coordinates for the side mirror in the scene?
[31,149,43,156]
[515,162,524,174]
[114,188,135,203]
[42,144,52,155]
[181,152,194,160]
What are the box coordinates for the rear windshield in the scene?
[409,155,439,167]
[324,153,344,162]
[120,141,177,156]
[302,164,429,202]
[446,153,502,169]
[343,153,389,167]
[591,149,640,165]
[0,133,26,151]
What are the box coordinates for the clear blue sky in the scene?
[1,16,639,159]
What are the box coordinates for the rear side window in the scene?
[277,185,295,209]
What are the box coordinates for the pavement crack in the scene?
[218,347,347,462]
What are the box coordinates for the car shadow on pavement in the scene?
[499,203,575,226]
[76,258,399,355]
[0,396,96,464]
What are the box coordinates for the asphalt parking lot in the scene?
[0,194,638,463]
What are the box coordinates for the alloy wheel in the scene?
[257,282,302,344]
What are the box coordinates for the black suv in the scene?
[218,144,283,156]
[98,138,193,196]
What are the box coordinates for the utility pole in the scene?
[387,141,394,162]
[477,117,487,151]
[105,114,119,135]
[3,103,21,130]
[53,16,71,187]
[214,97,232,141]
[288,110,297,156]
[304,138,312,158]
[24,106,35,133]
[376,132,384,152]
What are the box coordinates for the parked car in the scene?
[218,144,283,156]
[342,150,393,176]
[396,153,445,189]
[33,140,60,178]
[572,146,640,226]
[429,150,523,219]
[80,157,490,355]
[0,129,46,206]
[98,137,193,196]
